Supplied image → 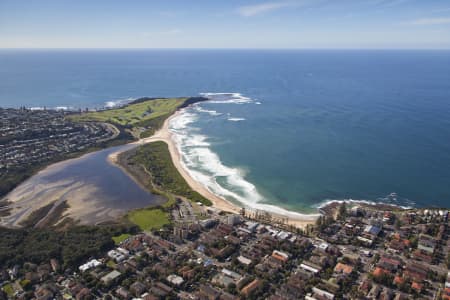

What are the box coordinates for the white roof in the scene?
[312,287,335,300]
[300,263,319,273]
[318,242,329,250]
[277,231,290,240]
[238,255,252,265]
[79,259,101,272]
[167,274,184,285]
[222,268,241,280]
[117,247,130,255]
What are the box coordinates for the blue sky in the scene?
[1,0,450,49]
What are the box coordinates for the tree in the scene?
[227,283,237,294]
[338,202,347,221]
[394,218,402,230]
[316,216,323,228]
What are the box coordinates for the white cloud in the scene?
[237,1,301,17]
[410,17,450,25]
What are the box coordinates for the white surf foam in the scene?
[104,97,136,108]
[200,92,254,104]
[316,197,414,210]
[228,117,246,122]
[54,106,71,111]
[194,106,222,116]
[29,106,71,111]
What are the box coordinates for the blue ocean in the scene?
[1,49,450,212]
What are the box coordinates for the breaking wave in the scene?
[194,106,222,116]
[316,194,415,210]
[54,106,71,111]
[104,97,136,108]
[29,106,73,111]
[200,92,254,104]
[228,117,246,122]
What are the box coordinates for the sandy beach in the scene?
[109,109,317,228]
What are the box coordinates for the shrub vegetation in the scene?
[132,141,212,206]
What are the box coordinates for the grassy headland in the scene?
[68,97,186,138]
[69,97,185,126]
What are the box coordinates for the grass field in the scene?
[106,260,117,268]
[2,283,14,297]
[69,98,185,126]
[127,208,170,231]
[132,141,212,206]
[112,233,131,245]
[68,97,186,138]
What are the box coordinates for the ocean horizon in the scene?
[1,49,450,213]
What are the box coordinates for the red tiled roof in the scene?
[394,275,404,285]
[411,281,423,291]
[373,267,389,277]
[241,279,262,296]
[271,253,288,263]
[334,263,353,275]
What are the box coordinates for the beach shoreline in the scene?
[109,108,318,228]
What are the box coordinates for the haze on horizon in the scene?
[1,0,450,49]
